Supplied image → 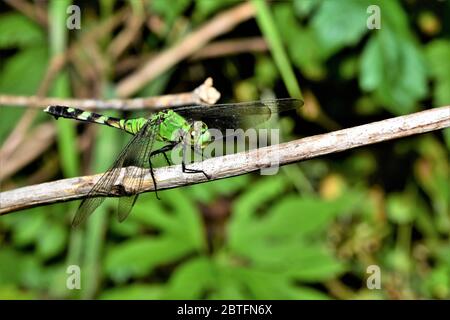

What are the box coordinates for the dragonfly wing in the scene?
[117,121,159,222]
[72,120,157,227]
[173,98,303,132]
[118,195,140,222]
[73,132,140,227]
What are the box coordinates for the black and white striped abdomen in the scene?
[44,105,120,127]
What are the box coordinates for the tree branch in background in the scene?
[190,37,268,61]
[0,123,56,182]
[4,0,48,26]
[1,106,448,215]
[116,2,256,97]
[107,9,145,59]
[0,77,221,110]
[0,51,68,162]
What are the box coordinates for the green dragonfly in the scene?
[44,98,303,226]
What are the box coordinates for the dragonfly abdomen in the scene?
[44,106,147,134]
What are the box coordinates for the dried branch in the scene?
[0,77,221,110]
[107,12,145,59]
[116,2,256,97]
[1,106,448,215]
[190,37,268,61]
[0,123,56,182]
[0,52,68,161]
[4,0,48,27]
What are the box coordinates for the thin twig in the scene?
[0,52,66,161]
[0,77,221,110]
[1,106,448,214]
[0,123,56,182]
[190,37,268,61]
[107,11,145,59]
[116,2,256,97]
[4,0,48,27]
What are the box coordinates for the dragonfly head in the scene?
[189,121,210,149]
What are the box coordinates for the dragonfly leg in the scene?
[181,161,210,179]
[148,143,178,200]
[148,158,161,200]
[150,143,176,166]
[181,143,210,179]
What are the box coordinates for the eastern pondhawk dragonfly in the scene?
[44,98,303,226]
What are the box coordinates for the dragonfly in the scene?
[44,98,303,226]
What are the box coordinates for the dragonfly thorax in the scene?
[156,110,191,142]
[153,110,210,148]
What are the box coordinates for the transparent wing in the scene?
[72,120,157,227]
[117,122,158,222]
[173,98,303,132]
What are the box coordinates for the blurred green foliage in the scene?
[0,0,449,300]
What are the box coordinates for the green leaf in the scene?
[387,192,416,224]
[229,193,349,283]
[151,0,191,27]
[283,245,346,281]
[357,0,428,114]
[0,46,48,141]
[0,46,48,95]
[194,0,234,21]
[232,195,355,250]
[444,128,450,152]
[425,40,450,106]
[36,222,67,260]
[0,13,45,48]
[133,189,205,250]
[165,257,215,299]
[273,3,328,80]
[259,196,343,237]
[311,0,370,57]
[0,249,25,285]
[10,212,46,247]
[208,267,248,299]
[293,0,321,18]
[255,56,279,88]
[105,236,198,283]
[185,175,250,203]
[110,217,142,237]
[230,175,287,235]
[360,28,427,114]
[360,36,383,91]
[231,266,300,299]
[0,286,36,300]
[423,264,450,299]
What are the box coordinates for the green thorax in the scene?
[151,110,191,141]
[121,110,191,140]
[123,110,211,146]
